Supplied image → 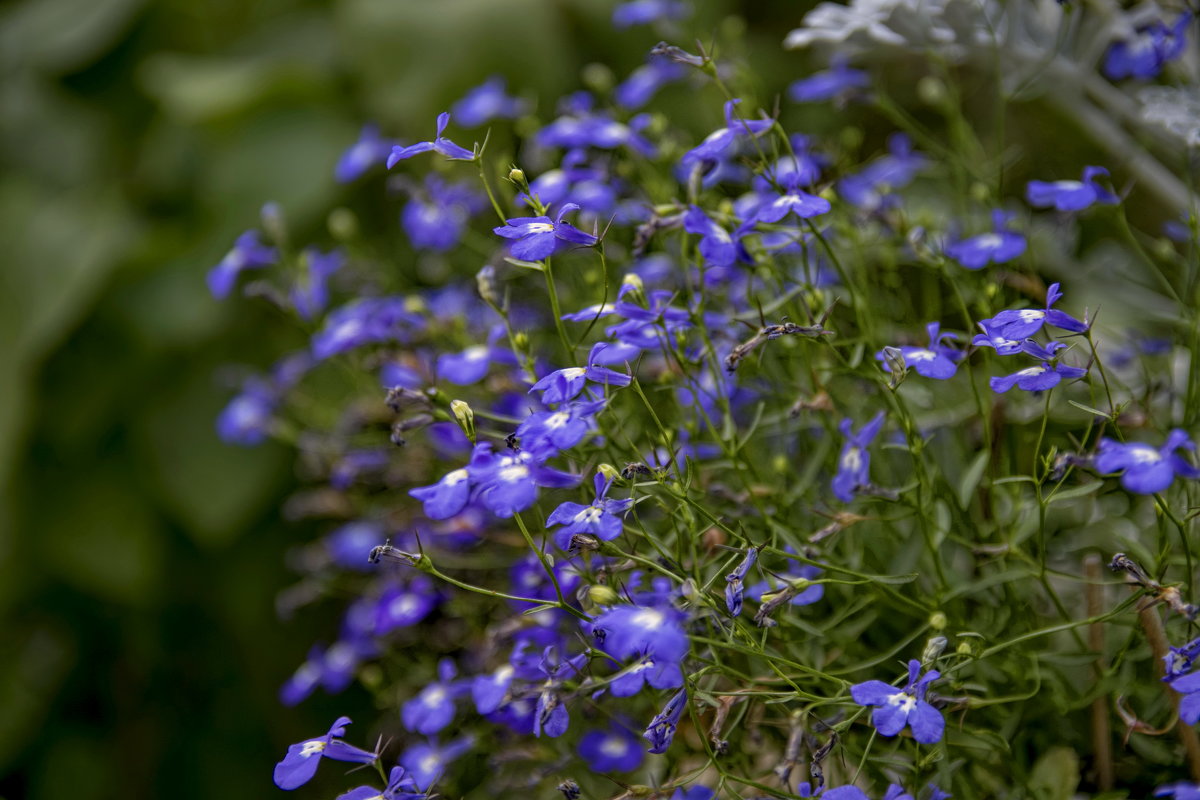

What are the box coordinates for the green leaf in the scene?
[1067,399,1113,419]
[958,450,990,509]
[1028,746,1079,800]
[503,257,545,271]
[1046,481,1102,505]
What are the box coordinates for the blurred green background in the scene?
[0,1,807,797]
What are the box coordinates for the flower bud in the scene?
[597,463,621,483]
[880,345,907,389]
[917,76,947,107]
[929,611,948,631]
[922,635,948,666]
[970,182,991,204]
[513,331,529,350]
[328,207,359,241]
[956,640,974,657]
[450,399,475,444]
[581,62,615,94]
[508,167,526,184]
[261,201,287,245]
[588,584,619,607]
[476,265,500,307]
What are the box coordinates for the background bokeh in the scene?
[0,2,807,798]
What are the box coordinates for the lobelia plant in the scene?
[215,1,1200,797]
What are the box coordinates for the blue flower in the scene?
[1157,782,1200,800]
[609,655,684,696]
[832,412,885,502]
[837,134,927,210]
[529,343,632,405]
[612,0,689,28]
[643,688,688,753]
[399,737,473,790]
[207,230,277,299]
[989,361,1087,394]
[517,400,604,452]
[788,57,869,103]
[410,467,471,520]
[680,99,774,176]
[579,726,644,772]
[493,203,598,261]
[468,442,580,518]
[982,282,1088,340]
[875,322,962,380]
[724,546,759,617]
[291,247,344,320]
[451,76,525,127]
[592,604,689,663]
[1094,429,1200,494]
[1026,166,1118,211]
[945,210,1026,270]
[1104,13,1190,80]
[375,577,438,633]
[850,659,944,744]
[311,297,424,360]
[615,57,688,109]
[387,112,475,167]
[273,716,377,790]
[338,766,426,800]
[684,206,748,269]
[546,472,633,549]
[402,659,463,735]
[752,173,832,224]
[335,124,397,183]
[216,382,275,445]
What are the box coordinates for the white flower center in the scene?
[423,686,447,706]
[1018,309,1046,323]
[600,736,629,757]
[975,233,1003,249]
[574,506,604,524]
[499,464,530,483]
[528,222,554,233]
[906,349,936,362]
[630,608,665,630]
[1053,180,1084,192]
[299,740,327,757]
[444,468,469,486]
[390,594,420,617]
[886,691,917,714]
[841,447,862,472]
[463,345,489,361]
[546,412,569,429]
[1129,445,1163,465]
[1016,366,1046,377]
[419,754,441,775]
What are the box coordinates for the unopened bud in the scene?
[597,463,621,483]
[328,207,359,241]
[970,182,991,204]
[880,345,907,389]
[261,202,286,245]
[513,331,529,350]
[508,167,526,184]
[922,635,948,666]
[929,611,948,631]
[582,62,615,94]
[588,584,619,607]
[956,641,974,657]
[450,399,475,444]
[917,76,947,106]
[476,265,500,307]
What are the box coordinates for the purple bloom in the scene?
[468,442,581,518]
[945,211,1026,270]
[291,247,344,320]
[1026,166,1119,212]
[592,604,689,663]
[824,789,870,800]
[1104,13,1190,81]
[989,361,1087,393]
[983,282,1088,339]
[1157,782,1200,800]
[409,467,471,520]
[273,716,377,790]
[207,230,277,299]
[579,726,644,772]
[724,546,759,617]
[788,58,869,103]
[338,766,425,800]
[832,411,885,502]
[216,382,275,445]
[546,472,633,549]
[671,789,715,800]
[610,655,684,696]
[403,659,461,735]
[1094,429,1200,494]
[615,58,688,109]
[336,124,397,183]
[399,737,473,790]
[517,400,604,452]
[680,99,774,176]
[376,577,438,632]
[612,0,689,28]
[311,297,424,360]
[529,342,632,405]
[875,322,963,380]
[279,648,323,707]
[838,133,927,210]
[684,205,747,268]
[493,203,598,261]
[451,76,525,127]
[537,111,656,156]
[850,659,944,744]
[643,688,688,753]
[387,112,475,167]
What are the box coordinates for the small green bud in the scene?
[476,265,500,307]
[328,207,359,241]
[917,76,947,106]
[597,463,621,483]
[772,454,788,473]
[581,62,614,94]
[840,126,863,153]
[513,331,529,350]
[508,167,526,184]
[588,584,619,606]
[1153,237,1177,260]
[450,399,476,444]
[956,640,974,657]
[970,181,992,204]
[929,611,948,631]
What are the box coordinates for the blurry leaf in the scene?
[958,449,989,509]
[1047,481,1102,505]
[135,369,288,548]
[40,472,163,604]
[0,0,144,74]
[0,624,74,773]
[1027,746,1079,800]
